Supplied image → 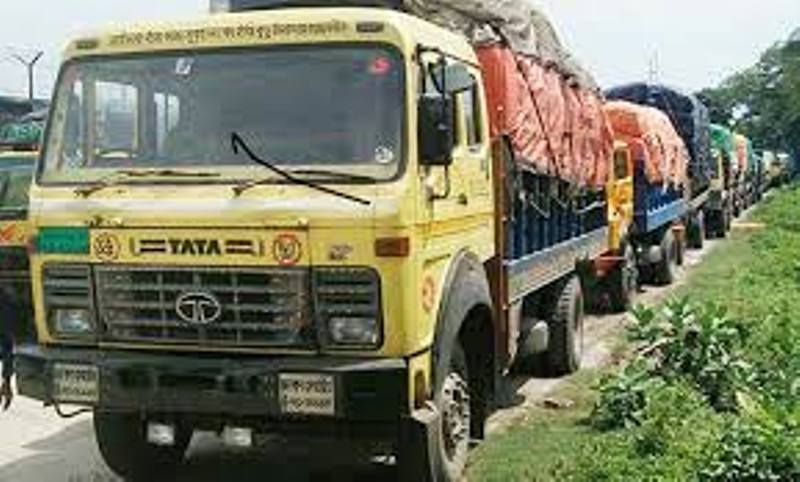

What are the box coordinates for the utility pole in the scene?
[10,50,44,104]
[647,51,660,83]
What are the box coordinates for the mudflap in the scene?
[398,402,441,482]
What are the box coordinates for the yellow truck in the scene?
[0,147,36,341]
[17,2,617,480]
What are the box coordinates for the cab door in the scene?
[606,143,634,251]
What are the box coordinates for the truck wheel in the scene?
[688,212,705,250]
[433,341,471,482]
[546,276,584,376]
[724,207,733,233]
[608,244,638,312]
[94,411,191,480]
[654,230,678,286]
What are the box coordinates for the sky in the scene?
[1,0,798,99]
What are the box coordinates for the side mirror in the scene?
[418,93,454,167]
[429,62,476,95]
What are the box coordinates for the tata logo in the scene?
[175,291,222,325]
[168,239,223,256]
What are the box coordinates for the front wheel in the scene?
[608,244,638,312]
[94,411,191,481]
[687,211,705,250]
[433,341,471,482]
[654,229,678,286]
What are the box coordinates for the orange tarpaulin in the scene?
[604,101,689,188]
[477,45,613,189]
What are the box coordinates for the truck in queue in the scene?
[595,100,691,311]
[707,124,735,238]
[0,142,37,341]
[16,1,616,480]
[606,83,715,252]
[732,133,760,215]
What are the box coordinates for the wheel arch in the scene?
[431,249,496,438]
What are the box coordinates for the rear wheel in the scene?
[608,243,638,312]
[94,411,191,481]
[546,276,584,376]
[687,211,705,250]
[654,229,678,286]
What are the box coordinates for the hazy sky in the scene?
[1,0,798,99]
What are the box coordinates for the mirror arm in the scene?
[428,166,452,202]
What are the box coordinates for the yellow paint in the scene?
[30,7,497,405]
[606,142,634,251]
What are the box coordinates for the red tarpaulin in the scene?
[604,100,689,188]
[477,45,613,189]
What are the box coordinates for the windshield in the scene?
[0,159,34,219]
[41,45,405,184]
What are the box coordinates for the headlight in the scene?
[315,268,383,349]
[51,309,93,335]
[329,317,380,346]
[43,264,95,338]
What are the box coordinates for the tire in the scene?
[724,206,732,234]
[608,243,638,313]
[545,276,584,376]
[94,411,191,481]
[687,211,705,250]
[654,229,678,286]
[432,341,471,482]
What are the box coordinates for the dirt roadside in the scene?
[484,237,722,435]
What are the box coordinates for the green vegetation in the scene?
[468,186,800,481]
[699,39,800,159]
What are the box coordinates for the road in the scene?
[0,240,721,482]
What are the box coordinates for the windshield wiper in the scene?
[289,168,380,183]
[74,169,220,198]
[230,133,371,206]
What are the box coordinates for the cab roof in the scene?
[64,7,477,64]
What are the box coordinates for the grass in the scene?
[467,185,800,482]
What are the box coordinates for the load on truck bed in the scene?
[605,83,713,202]
[604,101,688,233]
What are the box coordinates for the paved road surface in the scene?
[0,240,720,482]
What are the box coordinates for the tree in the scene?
[698,39,800,162]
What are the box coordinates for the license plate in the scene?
[52,363,99,404]
[278,373,335,416]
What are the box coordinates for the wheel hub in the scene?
[440,372,471,464]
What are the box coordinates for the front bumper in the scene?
[17,344,409,423]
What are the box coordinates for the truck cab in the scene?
[18,6,501,480]
[0,146,36,341]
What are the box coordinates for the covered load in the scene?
[215,0,613,188]
[604,101,689,188]
[605,83,713,196]
[710,124,735,180]
[430,0,613,189]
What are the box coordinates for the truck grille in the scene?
[94,265,313,347]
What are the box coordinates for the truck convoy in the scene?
[11,1,774,480]
[17,1,616,480]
